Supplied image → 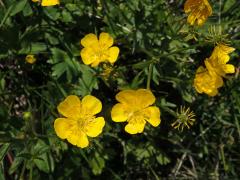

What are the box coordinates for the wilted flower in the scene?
[171,106,196,131]
[25,55,36,64]
[194,63,223,96]
[206,44,235,76]
[111,89,161,134]
[80,32,120,67]
[184,0,212,26]
[54,95,105,148]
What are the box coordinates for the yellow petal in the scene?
[143,106,161,127]
[54,118,72,139]
[207,88,218,96]
[80,47,100,65]
[99,32,114,49]
[223,64,235,74]
[204,60,217,76]
[77,132,89,148]
[116,89,137,105]
[107,46,120,64]
[81,33,99,48]
[125,123,145,134]
[85,117,105,137]
[81,95,102,115]
[115,89,155,110]
[41,0,59,6]
[136,89,156,108]
[57,95,81,119]
[67,131,89,148]
[111,103,129,122]
[187,13,197,26]
[91,60,101,67]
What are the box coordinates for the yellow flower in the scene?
[80,32,120,67]
[184,0,212,26]
[54,95,105,148]
[111,89,161,134]
[193,64,223,96]
[207,44,235,76]
[25,55,36,64]
[32,0,60,6]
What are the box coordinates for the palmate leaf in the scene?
[49,48,79,81]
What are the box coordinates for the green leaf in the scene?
[0,143,10,162]
[61,10,73,23]
[223,0,236,13]
[156,154,170,165]
[22,2,33,17]
[89,152,105,175]
[10,0,28,16]
[32,140,54,173]
[52,62,68,79]
[9,157,24,174]
[19,43,48,54]
[43,7,60,21]
[75,64,98,96]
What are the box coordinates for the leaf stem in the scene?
[147,63,153,90]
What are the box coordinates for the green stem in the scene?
[29,164,33,180]
[220,145,228,172]
[19,160,26,180]
[147,63,153,90]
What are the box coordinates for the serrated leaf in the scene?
[52,62,68,79]
[89,153,105,175]
[156,154,170,165]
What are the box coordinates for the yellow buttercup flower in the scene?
[207,44,235,76]
[184,0,212,26]
[80,32,120,67]
[193,64,223,96]
[25,55,36,64]
[54,95,105,148]
[111,89,161,134]
[32,0,60,6]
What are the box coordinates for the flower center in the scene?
[128,110,146,124]
[76,114,95,132]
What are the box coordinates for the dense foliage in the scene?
[0,0,240,179]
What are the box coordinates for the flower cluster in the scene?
[194,44,235,96]
[54,89,161,148]
[53,0,237,148]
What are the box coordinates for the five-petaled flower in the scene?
[111,89,161,134]
[80,32,120,67]
[54,95,105,148]
[32,0,60,6]
[184,0,212,26]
